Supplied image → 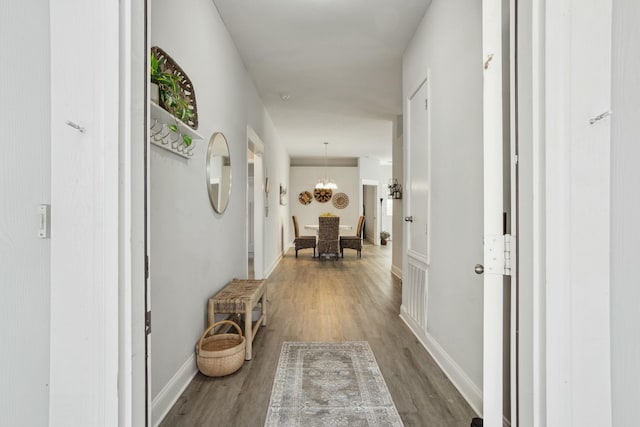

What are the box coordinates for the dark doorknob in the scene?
[474,264,484,274]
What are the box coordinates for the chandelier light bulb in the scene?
[316,142,337,190]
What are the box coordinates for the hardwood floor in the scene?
[160,246,477,427]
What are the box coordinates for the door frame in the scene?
[247,127,265,279]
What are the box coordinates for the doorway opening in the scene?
[361,181,379,245]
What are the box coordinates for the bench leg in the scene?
[262,294,267,327]
[207,300,216,326]
[244,306,253,360]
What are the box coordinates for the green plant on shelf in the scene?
[168,123,193,147]
[151,51,195,146]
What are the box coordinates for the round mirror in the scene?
[206,132,231,214]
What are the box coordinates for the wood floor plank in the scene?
[160,246,477,427]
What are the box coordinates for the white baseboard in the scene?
[399,306,483,417]
[264,252,283,278]
[391,264,402,280]
[152,353,198,427]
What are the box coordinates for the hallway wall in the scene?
[0,1,51,425]
[402,0,484,410]
[150,0,290,422]
[245,79,291,274]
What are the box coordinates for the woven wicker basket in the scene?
[196,320,246,377]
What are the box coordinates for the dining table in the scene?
[304,224,352,231]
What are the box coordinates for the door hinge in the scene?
[145,311,152,335]
[484,234,514,276]
[145,255,149,279]
[425,99,428,110]
[503,234,513,276]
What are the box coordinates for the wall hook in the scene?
[484,54,494,70]
[589,110,612,125]
[66,120,85,133]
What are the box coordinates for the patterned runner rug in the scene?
[264,342,404,426]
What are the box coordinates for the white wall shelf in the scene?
[150,101,203,158]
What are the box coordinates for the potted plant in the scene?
[150,51,195,147]
[380,231,390,245]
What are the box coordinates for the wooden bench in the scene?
[207,279,266,360]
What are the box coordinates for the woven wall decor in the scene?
[313,188,332,203]
[151,46,199,129]
[298,191,313,205]
[332,192,349,209]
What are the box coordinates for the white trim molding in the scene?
[399,310,483,417]
[264,252,283,279]
[391,264,402,280]
[152,354,198,427]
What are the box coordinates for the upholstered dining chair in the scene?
[340,215,365,257]
[292,215,316,258]
[317,216,340,258]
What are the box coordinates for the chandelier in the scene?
[315,142,337,190]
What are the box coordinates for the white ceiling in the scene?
[212,0,431,163]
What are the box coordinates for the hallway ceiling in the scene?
[212,0,431,163]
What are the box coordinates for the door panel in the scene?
[400,77,430,336]
[407,80,429,259]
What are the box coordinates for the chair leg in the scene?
[295,249,298,258]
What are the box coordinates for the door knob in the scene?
[404,216,413,222]
[474,264,484,274]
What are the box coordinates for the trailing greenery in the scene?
[151,51,194,146]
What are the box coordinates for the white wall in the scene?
[0,1,51,425]
[150,0,290,421]
[245,77,291,274]
[610,0,640,424]
[403,0,484,403]
[289,167,360,241]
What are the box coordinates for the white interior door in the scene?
[50,0,122,423]
[405,79,430,262]
[544,1,613,425]
[400,76,430,334]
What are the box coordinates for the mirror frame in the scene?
[206,132,231,214]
